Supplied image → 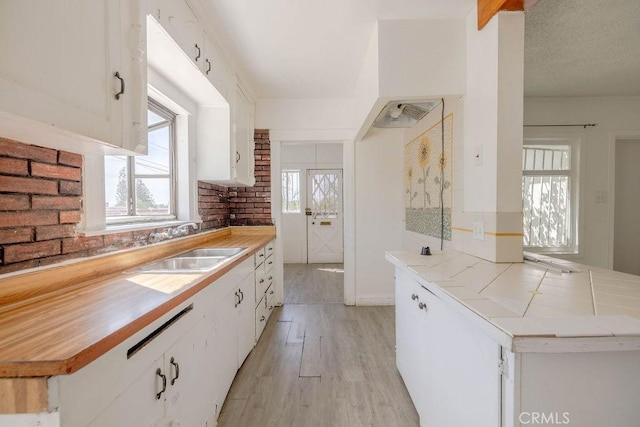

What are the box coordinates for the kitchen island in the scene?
[387,249,640,427]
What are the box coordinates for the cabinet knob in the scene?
[156,368,166,400]
[170,357,180,385]
[259,279,265,284]
[260,315,266,322]
[269,289,274,295]
[411,294,418,301]
[418,302,427,311]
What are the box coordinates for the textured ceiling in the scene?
[525,0,640,97]
[199,0,640,99]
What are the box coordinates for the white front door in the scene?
[306,169,343,263]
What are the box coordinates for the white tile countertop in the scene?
[386,249,640,352]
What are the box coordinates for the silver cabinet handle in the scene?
[234,291,240,307]
[195,43,201,61]
[411,294,418,301]
[418,302,427,311]
[260,315,266,322]
[206,58,211,74]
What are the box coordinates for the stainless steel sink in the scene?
[176,247,247,258]
[137,256,227,273]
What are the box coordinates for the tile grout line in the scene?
[522,269,548,317]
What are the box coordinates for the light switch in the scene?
[594,191,608,203]
[473,221,485,240]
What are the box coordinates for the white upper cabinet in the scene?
[153,0,200,68]
[231,82,256,186]
[202,30,230,100]
[0,0,147,155]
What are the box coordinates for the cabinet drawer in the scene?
[265,241,275,259]
[255,296,268,340]
[254,248,266,268]
[255,270,269,304]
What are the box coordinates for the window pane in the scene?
[148,109,166,127]
[135,178,171,216]
[105,156,129,217]
[522,175,570,248]
[523,145,570,171]
[281,171,300,213]
[135,126,170,175]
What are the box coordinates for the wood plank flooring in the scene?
[283,263,344,304]
[218,264,419,427]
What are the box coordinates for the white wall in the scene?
[355,128,404,304]
[281,143,343,263]
[524,96,640,268]
[403,97,465,253]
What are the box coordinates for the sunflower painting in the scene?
[404,113,453,239]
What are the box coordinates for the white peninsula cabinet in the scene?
[389,251,640,427]
[0,0,147,155]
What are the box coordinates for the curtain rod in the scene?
[524,123,597,129]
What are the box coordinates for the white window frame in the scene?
[522,133,583,255]
[281,170,301,213]
[105,98,177,225]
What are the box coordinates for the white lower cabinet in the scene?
[395,268,501,427]
[89,319,206,427]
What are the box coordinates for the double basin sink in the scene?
[137,247,247,273]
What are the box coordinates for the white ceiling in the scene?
[199,0,475,98]
[524,0,640,97]
[198,0,640,99]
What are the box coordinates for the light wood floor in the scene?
[217,264,419,427]
[283,263,344,304]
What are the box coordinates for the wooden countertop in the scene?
[0,226,275,378]
[387,249,640,353]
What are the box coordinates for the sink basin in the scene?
[176,247,247,258]
[137,257,226,273]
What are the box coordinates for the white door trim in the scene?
[271,133,355,306]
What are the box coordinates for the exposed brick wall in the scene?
[229,129,272,226]
[0,137,83,273]
[0,129,272,275]
[198,182,230,230]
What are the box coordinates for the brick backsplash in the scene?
[0,130,272,275]
[229,129,272,226]
[199,129,273,229]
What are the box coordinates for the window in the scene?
[281,170,301,213]
[105,99,176,224]
[522,140,578,253]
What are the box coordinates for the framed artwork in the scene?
[404,113,453,240]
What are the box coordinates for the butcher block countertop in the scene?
[0,226,275,378]
[386,249,640,352]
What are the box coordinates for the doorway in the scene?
[280,143,344,264]
[306,169,343,263]
[613,138,640,275]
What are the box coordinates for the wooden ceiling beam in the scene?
[477,0,524,30]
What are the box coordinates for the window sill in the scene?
[78,220,201,237]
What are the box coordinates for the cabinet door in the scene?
[0,0,146,154]
[156,0,200,67]
[394,268,430,420]
[212,288,239,405]
[164,319,209,427]
[203,31,228,99]
[88,355,164,427]
[237,274,256,366]
[231,84,255,186]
